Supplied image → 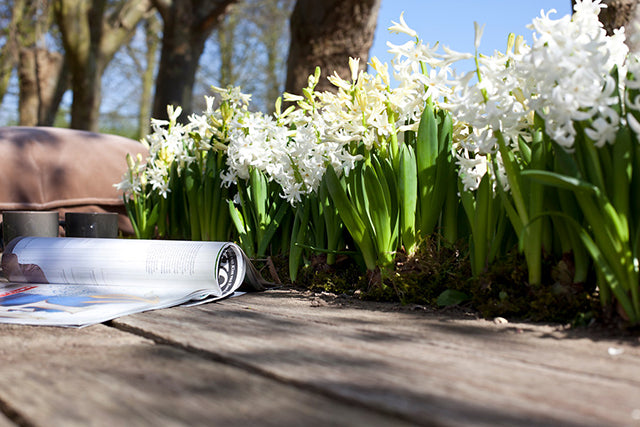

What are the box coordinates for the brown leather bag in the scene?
[0,126,148,236]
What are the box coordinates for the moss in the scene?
[383,237,472,305]
[280,237,600,324]
[294,254,366,295]
[468,251,598,323]
[291,236,472,304]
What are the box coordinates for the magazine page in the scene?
[0,237,255,327]
[0,283,200,327]
[2,237,245,295]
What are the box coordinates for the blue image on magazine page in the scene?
[0,284,163,325]
[0,286,155,312]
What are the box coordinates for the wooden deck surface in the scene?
[0,288,638,426]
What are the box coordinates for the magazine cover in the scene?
[0,237,261,327]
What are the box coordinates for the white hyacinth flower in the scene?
[388,12,417,39]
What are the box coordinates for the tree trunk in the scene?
[258,0,294,114]
[208,0,293,113]
[54,0,104,130]
[573,0,640,51]
[217,9,238,88]
[264,26,281,114]
[54,0,151,131]
[17,47,68,126]
[0,0,28,106]
[138,14,161,139]
[17,49,38,126]
[285,0,381,95]
[151,0,237,122]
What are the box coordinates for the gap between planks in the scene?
[107,320,422,426]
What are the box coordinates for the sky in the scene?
[370,0,572,74]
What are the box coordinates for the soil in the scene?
[286,285,640,342]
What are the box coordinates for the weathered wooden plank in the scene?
[112,289,640,427]
[0,323,411,426]
[0,411,16,427]
[221,290,640,383]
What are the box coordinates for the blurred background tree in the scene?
[54,0,152,131]
[285,0,381,94]
[150,0,237,122]
[209,0,295,114]
[0,0,381,137]
[0,0,67,126]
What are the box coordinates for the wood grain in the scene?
[112,289,640,427]
[0,322,409,426]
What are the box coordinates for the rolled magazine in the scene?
[0,237,266,327]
